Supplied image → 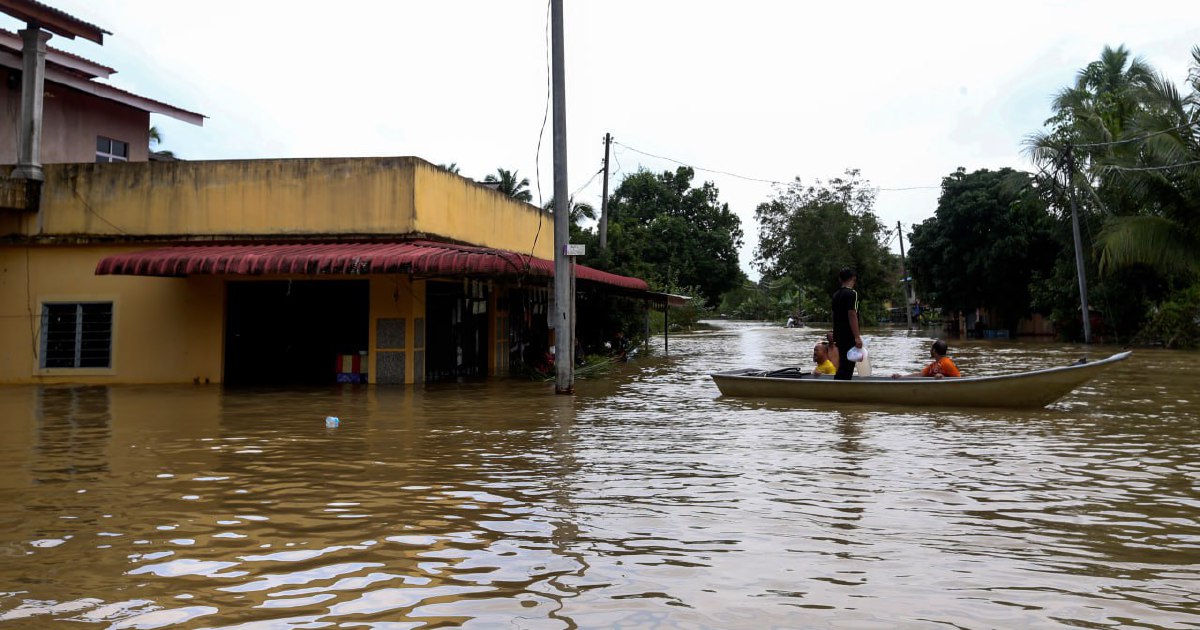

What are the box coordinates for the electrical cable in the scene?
[526,0,552,273]
[612,139,940,191]
[1070,120,1200,149]
[1099,159,1200,172]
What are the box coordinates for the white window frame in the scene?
[96,136,129,163]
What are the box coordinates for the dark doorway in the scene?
[425,280,490,381]
[224,280,369,386]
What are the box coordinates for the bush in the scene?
[1137,283,1200,349]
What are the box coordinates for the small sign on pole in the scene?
[565,244,586,257]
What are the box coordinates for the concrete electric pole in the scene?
[551,0,574,393]
[897,221,914,330]
[599,132,611,250]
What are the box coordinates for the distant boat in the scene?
[711,351,1131,409]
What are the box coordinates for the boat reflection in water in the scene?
[0,322,1197,628]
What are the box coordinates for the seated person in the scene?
[812,342,837,375]
[824,331,839,369]
[891,339,961,379]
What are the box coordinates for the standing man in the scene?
[832,267,863,381]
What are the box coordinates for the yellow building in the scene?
[0,157,651,385]
[0,1,653,386]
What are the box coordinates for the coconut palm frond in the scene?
[1097,215,1199,275]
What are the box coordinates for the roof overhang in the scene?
[647,292,692,308]
[0,28,114,78]
[0,48,204,125]
[0,0,109,43]
[94,240,650,291]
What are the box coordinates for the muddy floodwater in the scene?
[1,321,1198,628]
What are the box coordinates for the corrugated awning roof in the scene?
[94,240,650,291]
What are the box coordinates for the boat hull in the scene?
[711,352,1131,409]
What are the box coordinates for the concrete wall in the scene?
[4,158,552,261]
[0,156,552,385]
[1,74,150,164]
[0,244,223,384]
[0,246,457,385]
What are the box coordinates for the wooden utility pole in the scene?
[1065,147,1093,344]
[599,132,611,250]
[897,221,914,330]
[551,0,574,393]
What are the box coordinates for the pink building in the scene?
[0,0,201,173]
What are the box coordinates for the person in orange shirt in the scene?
[892,339,961,379]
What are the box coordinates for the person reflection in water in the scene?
[891,339,961,379]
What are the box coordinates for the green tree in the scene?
[484,168,533,202]
[906,168,1058,331]
[542,196,598,247]
[438,162,461,174]
[752,169,896,321]
[1025,44,1200,341]
[599,167,743,306]
[148,125,175,159]
[1092,46,1200,275]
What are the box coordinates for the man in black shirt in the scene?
[831,267,863,380]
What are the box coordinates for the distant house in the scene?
[0,29,203,166]
[0,2,655,387]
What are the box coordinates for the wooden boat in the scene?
[711,351,1131,409]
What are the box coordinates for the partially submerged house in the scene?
[0,1,656,386]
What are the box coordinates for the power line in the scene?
[613,141,786,185]
[569,165,603,201]
[1101,158,1200,172]
[526,0,552,271]
[533,0,551,208]
[1071,120,1200,149]
[611,140,940,191]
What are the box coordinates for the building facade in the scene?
[0,157,649,385]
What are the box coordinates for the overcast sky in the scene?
[5,1,1197,278]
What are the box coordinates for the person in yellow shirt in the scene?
[812,342,837,375]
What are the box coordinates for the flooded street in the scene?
[1,321,1198,628]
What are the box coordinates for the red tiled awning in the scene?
[95,240,649,291]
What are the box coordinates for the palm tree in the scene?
[483,168,532,202]
[148,125,175,159]
[542,196,596,224]
[1026,45,1199,276]
[1093,45,1200,275]
[438,162,461,174]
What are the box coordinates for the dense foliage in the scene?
[906,168,1057,331]
[1022,45,1200,345]
[751,170,899,322]
[581,167,744,308]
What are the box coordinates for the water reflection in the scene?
[0,323,1198,628]
[34,386,111,485]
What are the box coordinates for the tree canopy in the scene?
[594,167,744,306]
[1021,44,1200,343]
[906,168,1057,329]
[484,168,533,202]
[752,169,896,320]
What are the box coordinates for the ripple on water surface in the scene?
[0,323,1198,628]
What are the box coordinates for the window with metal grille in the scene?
[41,303,113,368]
[95,136,128,163]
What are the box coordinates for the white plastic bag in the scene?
[856,342,872,377]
